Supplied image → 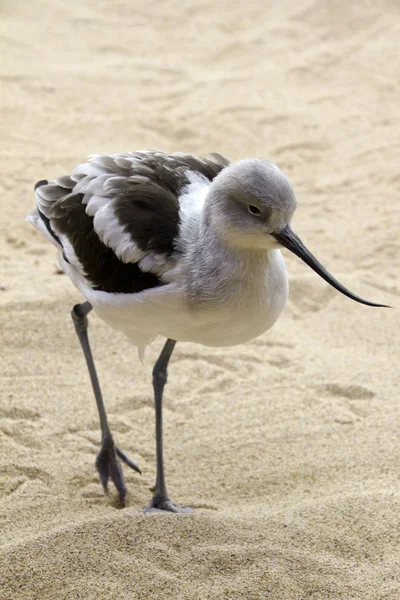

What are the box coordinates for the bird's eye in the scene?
[248,205,261,216]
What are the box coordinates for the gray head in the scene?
[206,158,388,308]
[206,158,297,250]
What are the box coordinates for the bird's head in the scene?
[206,158,297,250]
[206,158,388,308]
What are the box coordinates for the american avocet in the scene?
[27,151,387,512]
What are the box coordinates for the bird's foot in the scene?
[95,435,141,501]
[144,495,193,514]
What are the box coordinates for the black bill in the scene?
[271,225,389,308]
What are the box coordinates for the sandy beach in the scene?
[1,1,399,598]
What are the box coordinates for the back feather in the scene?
[29,150,230,293]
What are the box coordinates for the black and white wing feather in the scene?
[28,151,229,294]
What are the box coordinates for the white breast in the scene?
[60,247,288,350]
[174,249,289,347]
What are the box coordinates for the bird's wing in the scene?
[31,151,229,294]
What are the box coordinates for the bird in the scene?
[27,150,388,513]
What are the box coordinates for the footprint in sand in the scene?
[316,383,376,422]
[323,383,375,401]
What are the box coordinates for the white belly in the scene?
[179,250,289,347]
[61,249,288,349]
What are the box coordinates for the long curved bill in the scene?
[271,225,389,308]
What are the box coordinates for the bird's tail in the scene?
[26,179,63,251]
[34,179,49,191]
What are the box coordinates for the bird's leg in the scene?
[145,339,192,513]
[71,301,141,501]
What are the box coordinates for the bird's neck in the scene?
[199,209,276,269]
[182,214,283,306]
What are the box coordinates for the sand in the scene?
[1,1,399,598]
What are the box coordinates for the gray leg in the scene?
[71,302,141,501]
[145,339,192,513]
